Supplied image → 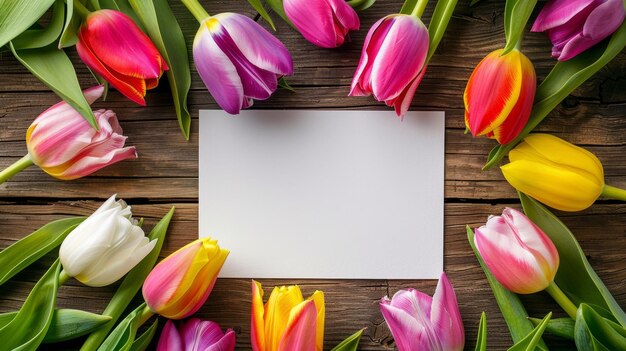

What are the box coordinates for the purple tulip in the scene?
[284,0,360,48]
[157,319,236,351]
[193,13,293,114]
[380,273,464,351]
[531,0,626,61]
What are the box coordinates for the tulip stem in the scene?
[138,305,155,326]
[0,154,33,184]
[58,270,71,285]
[602,185,626,201]
[411,0,429,17]
[545,282,578,319]
[181,0,210,23]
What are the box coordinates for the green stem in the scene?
[181,0,210,23]
[138,305,155,326]
[411,0,429,17]
[602,185,626,201]
[0,154,34,184]
[545,281,578,320]
[58,270,71,285]
[72,0,91,17]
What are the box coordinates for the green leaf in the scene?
[10,44,98,129]
[278,77,295,92]
[575,304,626,351]
[0,0,56,48]
[484,20,626,169]
[80,207,174,351]
[475,312,487,351]
[520,193,626,327]
[0,259,60,350]
[265,0,293,26]
[97,303,150,351]
[59,0,80,48]
[129,319,158,351]
[426,0,457,62]
[400,0,418,15]
[470,0,482,5]
[331,328,364,351]
[129,0,192,140]
[467,226,549,350]
[530,317,575,340]
[0,217,84,286]
[346,0,377,11]
[246,0,276,30]
[502,0,537,55]
[508,312,552,351]
[11,0,65,50]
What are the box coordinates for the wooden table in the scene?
[1,0,624,350]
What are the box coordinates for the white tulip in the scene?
[59,194,156,287]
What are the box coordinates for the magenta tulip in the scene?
[350,14,429,117]
[284,0,360,48]
[474,208,560,294]
[157,319,236,351]
[193,13,293,114]
[380,273,464,351]
[77,10,168,105]
[531,0,626,61]
[26,85,137,180]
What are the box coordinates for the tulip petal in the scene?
[265,285,305,351]
[251,281,266,351]
[307,291,325,351]
[380,300,439,351]
[430,273,464,351]
[531,0,597,32]
[278,299,317,351]
[193,23,245,114]
[387,289,433,320]
[157,320,184,351]
[46,146,137,180]
[385,64,426,117]
[182,319,231,351]
[217,13,293,75]
[206,329,236,351]
[349,16,394,96]
[285,0,338,48]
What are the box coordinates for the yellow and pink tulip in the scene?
[251,281,324,351]
[76,10,168,106]
[464,49,536,144]
[142,237,229,319]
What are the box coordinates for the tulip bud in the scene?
[142,238,229,320]
[157,319,236,351]
[501,133,605,211]
[251,281,324,351]
[531,0,626,61]
[464,49,536,144]
[76,10,168,105]
[380,273,464,351]
[350,14,429,117]
[474,208,560,294]
[59,195,156,287]
[284,0,360,48]
[193,13,293,114]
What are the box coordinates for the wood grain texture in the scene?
[0,0,625,350]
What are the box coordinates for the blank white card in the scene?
[199,110,444,279]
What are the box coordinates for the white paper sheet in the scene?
[199,110,444,279]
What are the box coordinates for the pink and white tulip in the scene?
[157,319,236,351]
[380,273,464,351]
[350,14,429,117]
[77,10,168,105]
[531,0,626,61]
[193,13,293,114]
[474,208,560,294]
[284,0,360,48]
[26,85,137,180]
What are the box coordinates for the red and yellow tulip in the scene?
[464,49,536,144]
[251,281,324,351]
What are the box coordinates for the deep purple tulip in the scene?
[157,319,236,351]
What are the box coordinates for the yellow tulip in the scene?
[501,133,604,211]
[251,281,324,351]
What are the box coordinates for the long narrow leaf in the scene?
[0,259,60,350]
[508,312,552,351]
[502,0,537,55]
[10,44,98,128]
[426,0,457,62]
[97,303,149,351]
[0,0,55,48]
[0,217,84,286]
[59,0,80,48]
[400,0,419,15]
[11,0,65,50]
[129,319,158,351]
[530,317,575,340]
[467,226,549,349]
[265,0,293,26]
[475,312,487,351]
[331,329,364,351]
[80,207,174,351]
[246,0,276,30]
[129,0,192,139]
[520,193,626,327]
[575,304,626,350]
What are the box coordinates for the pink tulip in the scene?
[380,273,464,351]
[26,85,137,180]
[157,319,236,351]
[193,13,293,114]
[350,14,429,117]
[531,0,626,61]
[284,0,360,48]
[474,208,560,294]
[76,10,168,105]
